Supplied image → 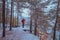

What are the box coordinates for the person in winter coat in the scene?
[21,18,25,28]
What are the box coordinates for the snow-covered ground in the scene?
[0,27,39,40]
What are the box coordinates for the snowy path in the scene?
[0,27,39,40]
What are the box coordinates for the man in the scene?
[21,18,25,28]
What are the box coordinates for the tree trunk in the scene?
[34,18,37,35]
[10,0,13,30]
[17,14,18,27]
[2,0,5,37]
[6,0,9,27]
[17,2,19,27]
[30,16,32,33]
[34,8,38,35]
[53,0,59,40]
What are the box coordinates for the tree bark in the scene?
[2,0,5,37]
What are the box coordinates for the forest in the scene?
[0,0,60,40]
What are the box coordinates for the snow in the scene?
[0,27,39,40]
[19,26,30,31]
[47,35,53,40]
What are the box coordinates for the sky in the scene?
[21,8,30,17]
